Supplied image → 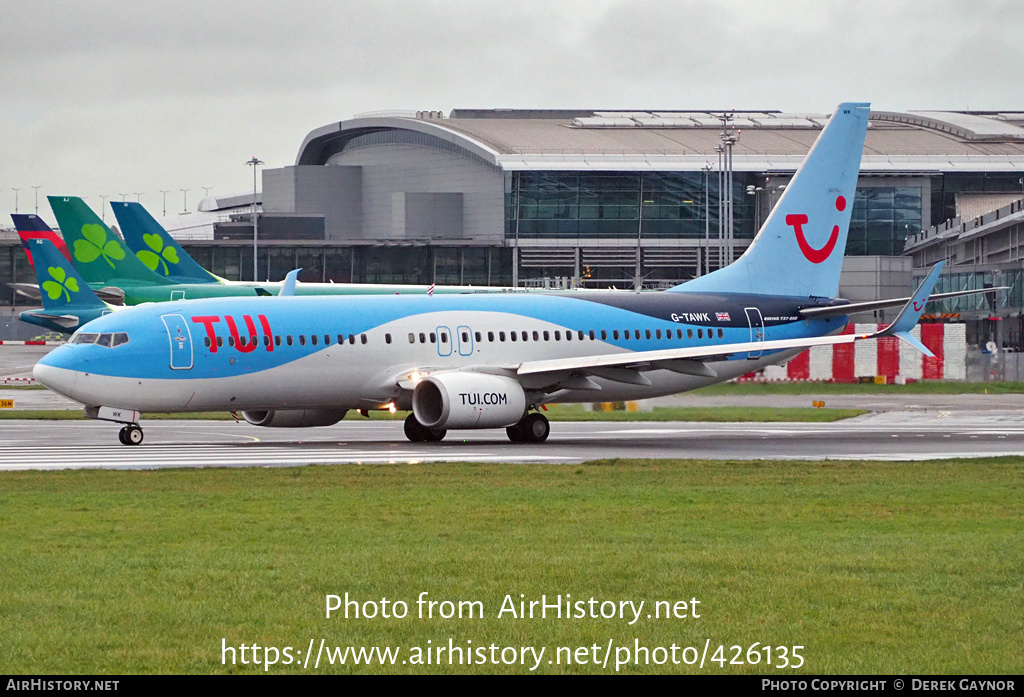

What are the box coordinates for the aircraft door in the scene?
[456,325,474,356]
[744,307,765,359]
[436,326,453,357]
[170,290,185,300]
[161,313,194,370]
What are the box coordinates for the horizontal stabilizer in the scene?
[95,287,126,304]
[800,286,1005,319]
[22,312,81,328]
[9,283,42,301]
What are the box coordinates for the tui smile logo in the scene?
[73,224,126,268]
[786,196,847,264]
[42,266,79,302]
[137,233,180,275]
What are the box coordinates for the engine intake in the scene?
[413,373,526,429]
[241,409,347,428]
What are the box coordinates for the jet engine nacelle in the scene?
[413,373,526,429]
[241,409,348,428]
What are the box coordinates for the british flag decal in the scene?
[716,312,731,322]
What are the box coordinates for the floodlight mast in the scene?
[247,157,264,281]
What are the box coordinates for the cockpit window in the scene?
[70,332,129,347]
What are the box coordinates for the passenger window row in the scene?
[403,327,726,344]
[200,325,727,350]
[202,332,373,348]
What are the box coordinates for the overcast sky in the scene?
[1,0,1020,222]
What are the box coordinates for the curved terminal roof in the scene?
[296,108,1024,173]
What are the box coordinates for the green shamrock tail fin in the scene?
[111,201,221,284]
[47,196,174,287]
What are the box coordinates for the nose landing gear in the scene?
[118,424,144,446]
[83,406,145,446]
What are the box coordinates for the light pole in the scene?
[247,156,264,281]
[717,113,738,265]
[134,192,142,203]
[32,186,41,215]
[11,188,20,214]
[202,186,213,198]
[159,189,170,217]
[180,188,190,213]
[746,184,763,230]
[702,163,712,277]
[99,195,108,222]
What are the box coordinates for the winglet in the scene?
[279,268,302,296]
[879,261,944,357]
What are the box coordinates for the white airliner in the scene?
[33,103,964,445]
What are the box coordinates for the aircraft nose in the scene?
[33,352,79,398]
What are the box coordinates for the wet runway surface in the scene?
[2,412,1023,470]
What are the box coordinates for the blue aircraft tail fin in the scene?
[110,201,221,284]
[19,238,110,333]
[674,102,870,298]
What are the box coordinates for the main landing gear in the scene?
[506,412,550,444]
[401,411,550,444]
[404,413,447,442]
[118,423,144,446]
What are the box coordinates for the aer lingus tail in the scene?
[19,238,116,334]
[47,196,176,289]
[110,201,221,284]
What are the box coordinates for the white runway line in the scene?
[0,444,581,470]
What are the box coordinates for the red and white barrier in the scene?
[0,340,64,346]
[753,323,966,382]
[2,377,36,385]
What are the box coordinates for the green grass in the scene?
[0,406,867,423]
[0,460,1020,675]
[693,380,1024,395]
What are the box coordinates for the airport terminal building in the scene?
[4,107,1024,343]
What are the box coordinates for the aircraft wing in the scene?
[512,263,946,384]
[799,287,1004,319]
[389,264,945,393]
[513,330,871,384]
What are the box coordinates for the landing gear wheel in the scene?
[404,414,447,443]
[127,425,144,445]
[507,412,549,443]
[119,424,144,446]
[404,414,426,442]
